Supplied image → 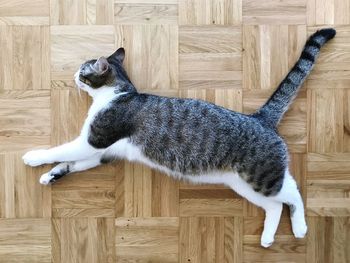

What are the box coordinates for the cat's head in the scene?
[74,48,136,96]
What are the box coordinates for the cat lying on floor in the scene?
[23,28,336,247]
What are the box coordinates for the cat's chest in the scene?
[81,90,123,137]
[88,92,116,119]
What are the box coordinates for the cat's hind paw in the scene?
[261,235,274,248]
[22,150,51,167]
[292,222,308,239]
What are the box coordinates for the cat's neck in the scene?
[88,83,135,100]
[88,87,114,100]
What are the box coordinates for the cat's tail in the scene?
[254,28,336,128]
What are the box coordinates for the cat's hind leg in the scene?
[272,170,307,239]
[226,174,283,247]
[39,155,102,185]
[260,201,283,247]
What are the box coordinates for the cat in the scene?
[23,28,336,247]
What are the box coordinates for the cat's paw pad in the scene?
[293,223,308,238]
[22,150,49,167]
[39,173,54,185]
[261,235,274,248]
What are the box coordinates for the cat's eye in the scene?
[79,75,91,85]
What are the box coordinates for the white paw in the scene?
[22,150,50,167]
[39,173,54,185]
[293,222,308,238]
[261,235,274,248]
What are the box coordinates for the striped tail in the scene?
[254,28,336,128]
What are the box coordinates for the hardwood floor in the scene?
[0,0,349,262]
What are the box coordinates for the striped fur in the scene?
[254,28,336,128]
[23,29,336,247]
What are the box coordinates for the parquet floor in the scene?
[0,0,349,262]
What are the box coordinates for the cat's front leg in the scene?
[39,156,102,185]
[22,137,102,166]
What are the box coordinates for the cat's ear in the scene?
[93,56,109,74]
[109,48,125,63]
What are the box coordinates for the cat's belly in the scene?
[106,139,265,201]
[104,138,239,186]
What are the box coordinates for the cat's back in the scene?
[128,93,287,172]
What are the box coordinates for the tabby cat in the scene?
[23,28,336,247]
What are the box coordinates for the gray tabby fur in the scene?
[22,28,336,248]
[86,28,335,196]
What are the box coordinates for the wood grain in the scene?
[51,0,114,25]
[179,217,242,263]
[0,1,349,262]
[0,0,49,25]
[179,0,242,25]
[115,0,178,25]
[0,153,51,218]
[115,24,179,92]
[116,217,179,262]
[0,218,51,262]
[0,25,50,90]
[243,0,306,25]
[179,26,242,90]
[307,0,350,26]
[53,217,115,263]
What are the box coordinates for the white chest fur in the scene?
[81,89,127,138]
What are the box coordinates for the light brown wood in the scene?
[116,217,179,262]
[179,0,242,25]
[0,1,349,262]
[243,0,306,25]
[179,26,242,90]
[0,218,51,263]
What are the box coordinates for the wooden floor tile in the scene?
[243,0,306,25]
[179,26,242,90]
[0,153,51,218]
[0,25,50,90]
[52,165,116,218]
[0,1,349,262]
[0,90,51,152]
[51,0,114,25]
[308,89,344,153]
[53,217,115,263]
[116,162,179,217]
[116,217,178,262]
[307,217,350,263]
[180,217,242,263]
[115,0,178,25]
[307,153,350,216]
[0,0,49,25]
[51,88,90,145]
[179,0,242,25]
[307,0,350,26]
[116,24,178,92]
[0,218,51,262]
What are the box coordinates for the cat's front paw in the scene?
[39,172,55,185]
[22,150,51,167]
